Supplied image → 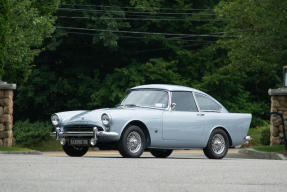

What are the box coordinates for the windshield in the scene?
[121,89,169,109]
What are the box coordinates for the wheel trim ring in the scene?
[211,134,226,155]
[127,131,142,153]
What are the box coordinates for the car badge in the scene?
[81,117,85,120]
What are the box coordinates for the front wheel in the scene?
[203,129,229,159]
[118,125,146,158]
[150,149,173,158]
[63,144,89,157]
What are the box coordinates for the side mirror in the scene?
[171,103,176,110]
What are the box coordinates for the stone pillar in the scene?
[268,88,287,145]
[0,81,16,147]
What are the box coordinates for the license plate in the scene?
[69,139,88,145]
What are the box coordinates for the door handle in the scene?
[197,113,205,116]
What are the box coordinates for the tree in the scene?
[0,0,9,79]
[3,0,60,83]
[216,0,287,101]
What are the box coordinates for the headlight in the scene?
[51,114,60,126]
[101,113,111,126]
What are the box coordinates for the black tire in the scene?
[118,125,146,158]
[63,144,89,157]
[150,149,173,158]
[203,129,229,159]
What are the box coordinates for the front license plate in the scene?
[69,139,89,146]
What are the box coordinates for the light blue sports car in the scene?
[51,84,252,159]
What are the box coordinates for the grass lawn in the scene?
[252,145,286,153]
[30,138,62,151]
[0,146,32,152]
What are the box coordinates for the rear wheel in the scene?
[63,144,89,157]
[203,129,229,159]
[150,149,173,158]
[118,125,146,158]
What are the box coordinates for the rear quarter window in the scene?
[195,93,221,111]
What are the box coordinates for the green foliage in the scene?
[0,0,9,78]
[15,65,100,120]
[90,58,185,107]
[260,125,271,146]
[216,0,287,101]
[10,0,286,130]
[3,0,60,83]
[248,122,270,146]
[196,65,268,127]
[13,120,53,147]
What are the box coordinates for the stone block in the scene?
[0,90,4,97]
[277,107,287,111]
[271,116,282,127]
[270,136,281,145]
[0,124,4,131]
[279,125,283,132]
[4,90,13,99]
[271,126,279,137]
[271,99,280,108]
[277,95,287,100]
[5,122,12,130]
[0,98,12,106]
[0,130,12,139]
[3,138,13,147]
[0,139,3,146]
[283,112,287,119]
[0,114,11,123]
[0,131,5,139]
[3,106,13,115]
[0,106,3,116]
[279,101,287,107]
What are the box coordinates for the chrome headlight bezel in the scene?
[51,114,60,126]
[101,113,111,126]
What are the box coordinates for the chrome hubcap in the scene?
[211,134,225,155]
[127,131,142,153]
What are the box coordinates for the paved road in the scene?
[0,150,286,192]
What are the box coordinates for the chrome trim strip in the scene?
[97,131,119,137]
[192,92,200,112]
[51,131,119,137]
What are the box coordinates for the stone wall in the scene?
[0,83,16,147]
[269,88,287,145]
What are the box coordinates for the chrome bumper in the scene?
[50,127,119,140]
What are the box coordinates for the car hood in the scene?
[56,106,164,127]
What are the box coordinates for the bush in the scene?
[260,126,270,145]
[13,120,53,147]
[247,122,270,146]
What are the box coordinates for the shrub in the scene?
[13,120,53,147]
[260,126,270,145]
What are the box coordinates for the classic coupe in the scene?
[51,84,252,159]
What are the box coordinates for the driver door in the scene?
[162,91,206,147]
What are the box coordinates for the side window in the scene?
[195,93,221,111]
[171,92,198,112]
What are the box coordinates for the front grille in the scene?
[64,125,103,132]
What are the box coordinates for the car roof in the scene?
[131,84,205,94]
